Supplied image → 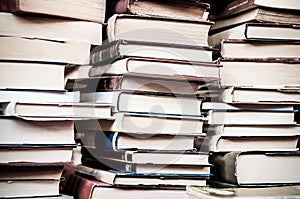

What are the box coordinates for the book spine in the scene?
[0,0,19,12]
[90,41,122,67]
[107,14,118,42]
[210,152,240,184]
[60,167,94,199]
[82,156,130,172]
[220,87,234,103]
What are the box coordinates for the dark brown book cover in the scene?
[114,0,210,21]
[0,0,19,12]
[211,0,258,20]
[210,0,300,20]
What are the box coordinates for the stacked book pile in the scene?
[187,0,300,198]
[62,0,224,198]
[0,0,109,198]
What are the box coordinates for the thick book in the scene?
[0,0,106,23]
[0,62,66,91]
[79,131,195,151]
[203,103,296,125]
[220,40,300,59]
[0,90,79,103]
[0,179,61,198]
[90,57,221,79]
[0,102,112,119]
[61,166,189,199]
[0,164,65,198]
[81,155,211,175]
[211,0,300,20]
[211,125,300,137]
[81,147,210,166]
[90,40,216,65]
[80,91,202,117]
[186,185,300,199]
[0,147,73,164]
[209,23,300,46]
[219,60,300,88]
[114,0,210,22]
[0,12,102,44]
[0,117,75,145]
[83,186,189,199]
[76,112,205,136]
[210,8,300,33]
[0,164,64,180]
[203,135,299,152]
[76,164,208,187]
[210,151,300,185]
[68,73,219,96]
[221,87,300,104]
[0,36,91,65]
[107,14,213,46]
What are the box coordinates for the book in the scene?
[76,112,205,136]
[90,40,216,65]
[0,62,66,91]
[0,147,73,164]
[203,103,296,125]
[202,102,296,111]
[221,87,300,104]
[81,91,202,117]
[107,14,213,46]
[220,40,300,59]
[209,23,300,47]
[0,12,102,44]
[0,179,61,198]
[210,8,300,33]
[0,164,64,180]
[60,165,113,198]
[203,135,299,152]
[60,166,189,199]
[76,164,208,187]
[219,60,300,88]
[0,102,112,119]
[0,36,90,65]
[0,164,65,199]
[207,109,296,125]
[89,57,221,79]
[211,0,300,20]
[0,117,75,145]
[186,185,300,199]
[83,186,189,199]
[0,90,79,103]
[81,147,210,165]
[212,125,300,137]
[68,73,218,96]
[114,0,210,22]
[81,156,211,175]
[80,131,196,151]
[210,151,300,185]
[0,0,106,23]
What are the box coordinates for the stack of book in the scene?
[187,0,300,198]
[62,0,225,198]
[0,0,108,198]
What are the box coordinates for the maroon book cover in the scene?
[60,165,111,199]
